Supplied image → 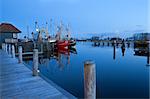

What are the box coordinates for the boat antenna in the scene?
[35,21,38,33]
[60,20,64,40]
[50,19,53,37]
[66,23,71,40]
[46,22,49,38]
[27,25,29,39]
[57,20,63,40]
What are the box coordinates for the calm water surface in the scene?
[24,42,149,98]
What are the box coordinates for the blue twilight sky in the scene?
[0,0,149,38]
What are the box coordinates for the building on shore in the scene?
[133,33,150,41]
[0,23,21,48]
[133,33,150,48]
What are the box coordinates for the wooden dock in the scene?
[15,51,43,55]
[0,50,76,99]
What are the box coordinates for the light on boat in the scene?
[36,29,39,32]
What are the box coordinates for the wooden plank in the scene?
[0,50,76,99]
[15,52,43,55]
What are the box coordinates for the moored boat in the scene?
[57,40,69,48]
[68,40,76,47]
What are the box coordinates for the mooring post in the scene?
[148,41,150,51]
[113,40,116,60]
[147,41,150,66]
[33,49,39,76]
[103,42,104,46]
[41,44,43,52]
[107,42,109,46]
[127,42,130,48]
[2,43,5,51]
[8,44,11,55]
[2,43,4,50]
[148,41,150,66]
[84,60,96,99]
[11,45,15,58]
[4,43,6,51]
[5,43,8,53]
[18,46,23,63]
[34,42,36,49]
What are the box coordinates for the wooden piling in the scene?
[102,42,104,46]
[107,42,109,46]
[8,44,11,55]
[33,49,39,76]
[147,54,150,66]
[113,41,116,60]
[2,43,5,51]
[2,43,4,50]
[127,42,130,48]
[34,42,36,49]
[11,45,15,58]
[148,41,150,52]
[41,44,43,52]
[18,46,23,63]
[147,41,150,66]
[84,60,96,99]
[5,44,8,53]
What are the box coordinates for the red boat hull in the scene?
[57,40,69,48]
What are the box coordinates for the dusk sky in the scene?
[1,0,149,38]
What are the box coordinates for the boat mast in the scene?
[35,21,39,33]
[35,21,42,42]
[56,21,63,40]
[66,23,70,40]
[27,25,29,39]
[46,22,49,39]
[59,21,63,40]
[50,19,53,37]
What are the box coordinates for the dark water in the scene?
[24,42,149,98]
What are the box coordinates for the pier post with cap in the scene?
[41,43,43,53]
[147,41,150,66]
[8,44,11,55]
[5,43,8,53]
[84,60,96,99]
[33,49,39,76]
[2,43,5,51]
[11,45,15,58]
[113,41,116,60]
[18,46,23,63]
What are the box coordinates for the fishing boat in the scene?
[55,45,70,55]
[56,39,76,48]
[69,47,77,54]
[48,36,56,43]
[55,22,69,48]
[56,40,69,48]
[57,22,76,49]
[48,39,56,43]
[69,40,76,47]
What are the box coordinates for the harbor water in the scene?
[24,42,149,98]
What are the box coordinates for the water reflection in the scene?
[23,42,149,98]
[134,42,150,66]
[121,41,126,56]
[38,47,77,70]
[113,45,116,60]
[91,41,150,66]
[147,53,150,66]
